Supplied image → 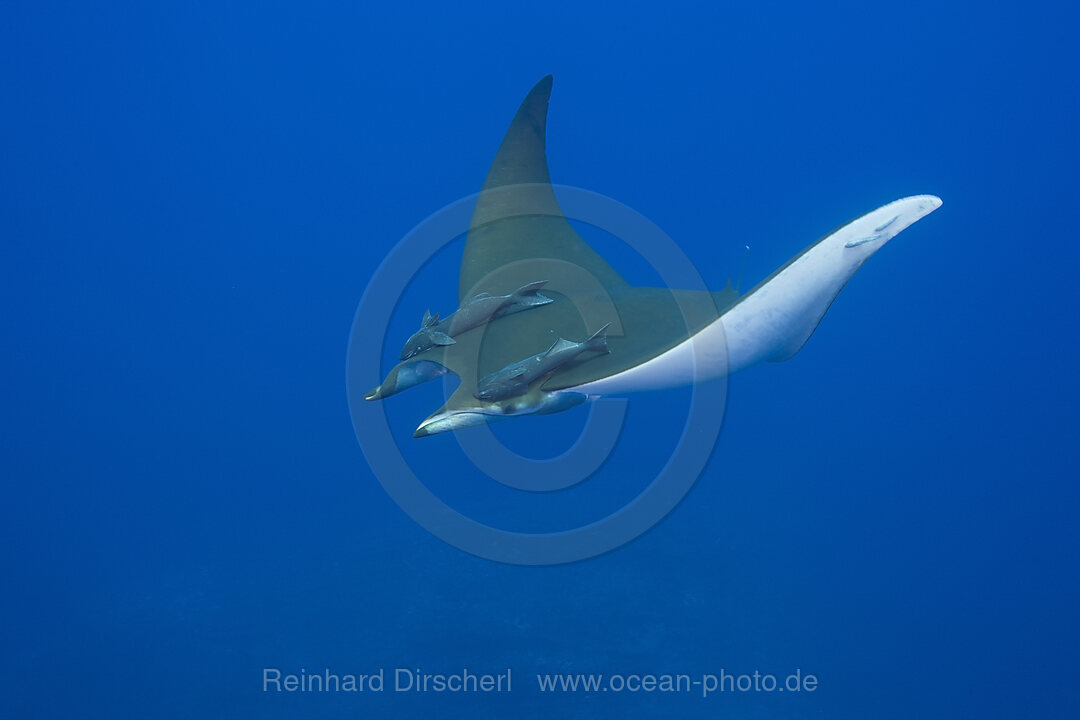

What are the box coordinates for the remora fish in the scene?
[362,76,942,437]
[399,281,553,360]
[475,324,610,402]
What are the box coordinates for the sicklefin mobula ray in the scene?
[366,76,941,437]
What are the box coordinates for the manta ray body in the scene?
[366,76,941,437]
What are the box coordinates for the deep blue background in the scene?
[3,2,1078,718]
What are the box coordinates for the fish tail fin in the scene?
[511,280,554,307]
[427,330,456,346]
[584,322,611,355]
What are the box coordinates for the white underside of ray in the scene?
[572,195,943,396]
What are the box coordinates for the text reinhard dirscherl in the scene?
[263,668,511,694]
[262,668,819,698]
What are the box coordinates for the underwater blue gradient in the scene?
[2,1,1078,718]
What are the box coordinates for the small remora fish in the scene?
[399,280,553,361]
[474,323,611,402]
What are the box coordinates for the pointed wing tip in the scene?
[523,75,554,106]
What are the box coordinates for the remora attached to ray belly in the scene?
[366,75,942,437]
[398,280,554,361]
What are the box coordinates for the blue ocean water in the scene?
[2,2,1078,718]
